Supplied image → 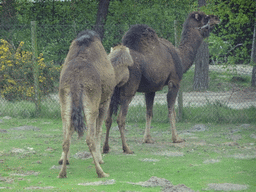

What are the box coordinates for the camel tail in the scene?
[71,91,86,138]
[110,86,121,115]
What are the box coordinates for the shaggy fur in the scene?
[103,12,220,154]
[58,30,133,178]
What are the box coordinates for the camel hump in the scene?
[75,30,101,46]
[122,24,158,51]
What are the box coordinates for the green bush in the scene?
[0,39,61,101]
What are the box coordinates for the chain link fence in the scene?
[0,23,255,123]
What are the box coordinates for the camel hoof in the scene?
[98,172,110,178]
[58,172,67,178]
[143,135,154,144]
[143,138,154,144]
[58,159,70,165]
[103,144,110,154]
[173,138,185,143]
[123,148,134,154]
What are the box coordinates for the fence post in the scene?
[31,21,41,115]
[174,20,183,121]
[72,20,76,35]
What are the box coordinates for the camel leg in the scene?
[143,92,155,143]
[117,96,134,154]
[59,119,71,165]
[84,99,109,178]
[86,120,109,178]
[58,94,73,178]
[95,100,110,163]
[103,102,113,154]
[167,82,184,143]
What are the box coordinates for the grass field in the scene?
[0,117,255,191]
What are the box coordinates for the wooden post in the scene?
[251,12,256,87]
[31,21,41,115]
[72,20,76,35]
[175,20,183,121]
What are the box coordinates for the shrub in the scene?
[0,39,61,101]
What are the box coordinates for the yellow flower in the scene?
[7,79,16,85]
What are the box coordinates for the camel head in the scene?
[185,12,220,38]
[108,45,133,87]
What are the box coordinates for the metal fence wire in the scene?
[0,23,255,123]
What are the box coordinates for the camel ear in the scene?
[125,47,130,54]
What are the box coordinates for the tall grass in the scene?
[0,96,61,119]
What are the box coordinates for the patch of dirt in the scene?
[203,159,220,164]
[163,184,196,192]
[9,126,40,131]
[50,165,66,170]
[222,142,239,146]
[10,171,40,176]
[250,134,256,139]
[78,179,115,186]
[188,124,208,132]
[24,186,54,190]
[0,129,7,133]
[206,183,248,191]
[45,147,54,152]
[227,153,256,159]
[128,176,195,192]
[10,147,35,154]
[2,116,12,120]
[226,134,242,141]
[74,151,92,159]
[128,176,171,187]
[140,158,160,162]
[154,151,184,157]
[0,176,14,183]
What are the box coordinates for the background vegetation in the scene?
[0,0,255,120]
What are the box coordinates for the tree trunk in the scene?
[193,0,209,90]
[251,12,256,87]
[94,0,110,40]
[193,41,209,90]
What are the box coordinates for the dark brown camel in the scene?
[103,12,220,154]
[58,30,133,178]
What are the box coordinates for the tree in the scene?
[251,11,256,87]
[94,0,110,40]
[204,0,256,64]
[193,0,209,90]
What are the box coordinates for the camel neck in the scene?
[178,28,204,73]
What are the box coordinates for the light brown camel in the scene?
[103,12,220,154]
[58,30,133,178]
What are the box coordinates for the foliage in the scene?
[200,0,256,64]
[1,0,198,65]
[0,39,61,101]
[104,0,197,51]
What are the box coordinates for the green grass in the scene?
[157,69,252,93]
[0,118,256,191]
